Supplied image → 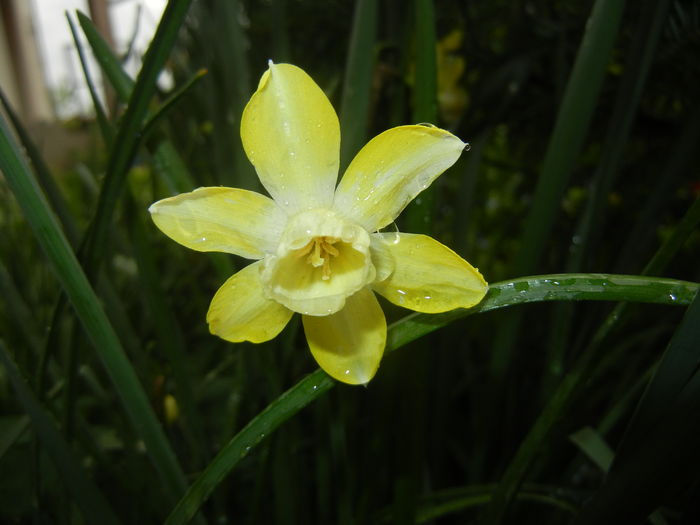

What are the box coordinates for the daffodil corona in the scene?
[149,62,487,385]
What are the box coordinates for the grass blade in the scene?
[164,273,697,524]
[512,0,627,276]
[140,68,208,140]
[0,111,188,501]
[339,0,378,171]
[0,88,80,246]
[404,0,438,234]
[77,10,134,102]
[575,290,700,524]
[484,4,627,518]
[67,11,113,143]
[81,0,194,274]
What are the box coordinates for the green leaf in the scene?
[575,290,700,524]
[77,10,134,102]
[67,11,113,143]
[141,68,208,141]
[165,273,697,524]
[570,427,614,472]
[405,0,438,234]
[339,0,378,171]
[80,0,194,275]
[0,110,188,502]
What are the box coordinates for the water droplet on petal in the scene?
[463,142,471,152]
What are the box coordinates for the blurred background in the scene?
[1,0,699,524]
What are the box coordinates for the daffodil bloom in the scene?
[149,62,487,385]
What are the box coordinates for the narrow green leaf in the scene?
[67,11,113,143]
[81,0,194,276]
[165,371,335,525]
[482,192,700,525]
[569,0,671,267]
[615,102,700,273]
[0,342,121,525]
[405,0,438,234]
[484,4,627,519]
[543,0,672,397]
[126,191,206,465]
[77,10,134,102]
[141,68,208,141]
[0,88,80,246]
[513,0,627,276]
[0,111,188,501]
[570,427,614,472]
[165,273,697,524]
[339,0,378,171]
[575,290,700,524]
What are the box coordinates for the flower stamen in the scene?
[294,236,340,280]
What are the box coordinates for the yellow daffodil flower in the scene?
[149,62,487,385]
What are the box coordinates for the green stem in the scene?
[165,273,697,524]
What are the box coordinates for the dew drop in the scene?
[397,289,407,295]
[463,142,471,152]
[385,221,400,244]
[424,295,432,300]
[668,293,677,302]
[344,369,350,375]
[312,385,318,391]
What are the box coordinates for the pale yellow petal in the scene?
[207,261,293,343]
[241,62,340,213]
[302,288,386,385]
[333,125,466,231]
[149,187,285,259]
[369,234,394,282]
[371,233,487,313]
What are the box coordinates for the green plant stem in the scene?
[339,0,378,172]
[164,273,697,525]
[80,0,194,276]
[0,111,188,503]
[405,0,438,235]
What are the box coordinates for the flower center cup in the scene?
[261,209,376,316]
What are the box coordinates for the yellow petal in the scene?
[207,261,293,343]
[302,288,386,385]
[149,187,285,259]
[333,125,466,231]
[241,62,340,213]
[371,233,487,313]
